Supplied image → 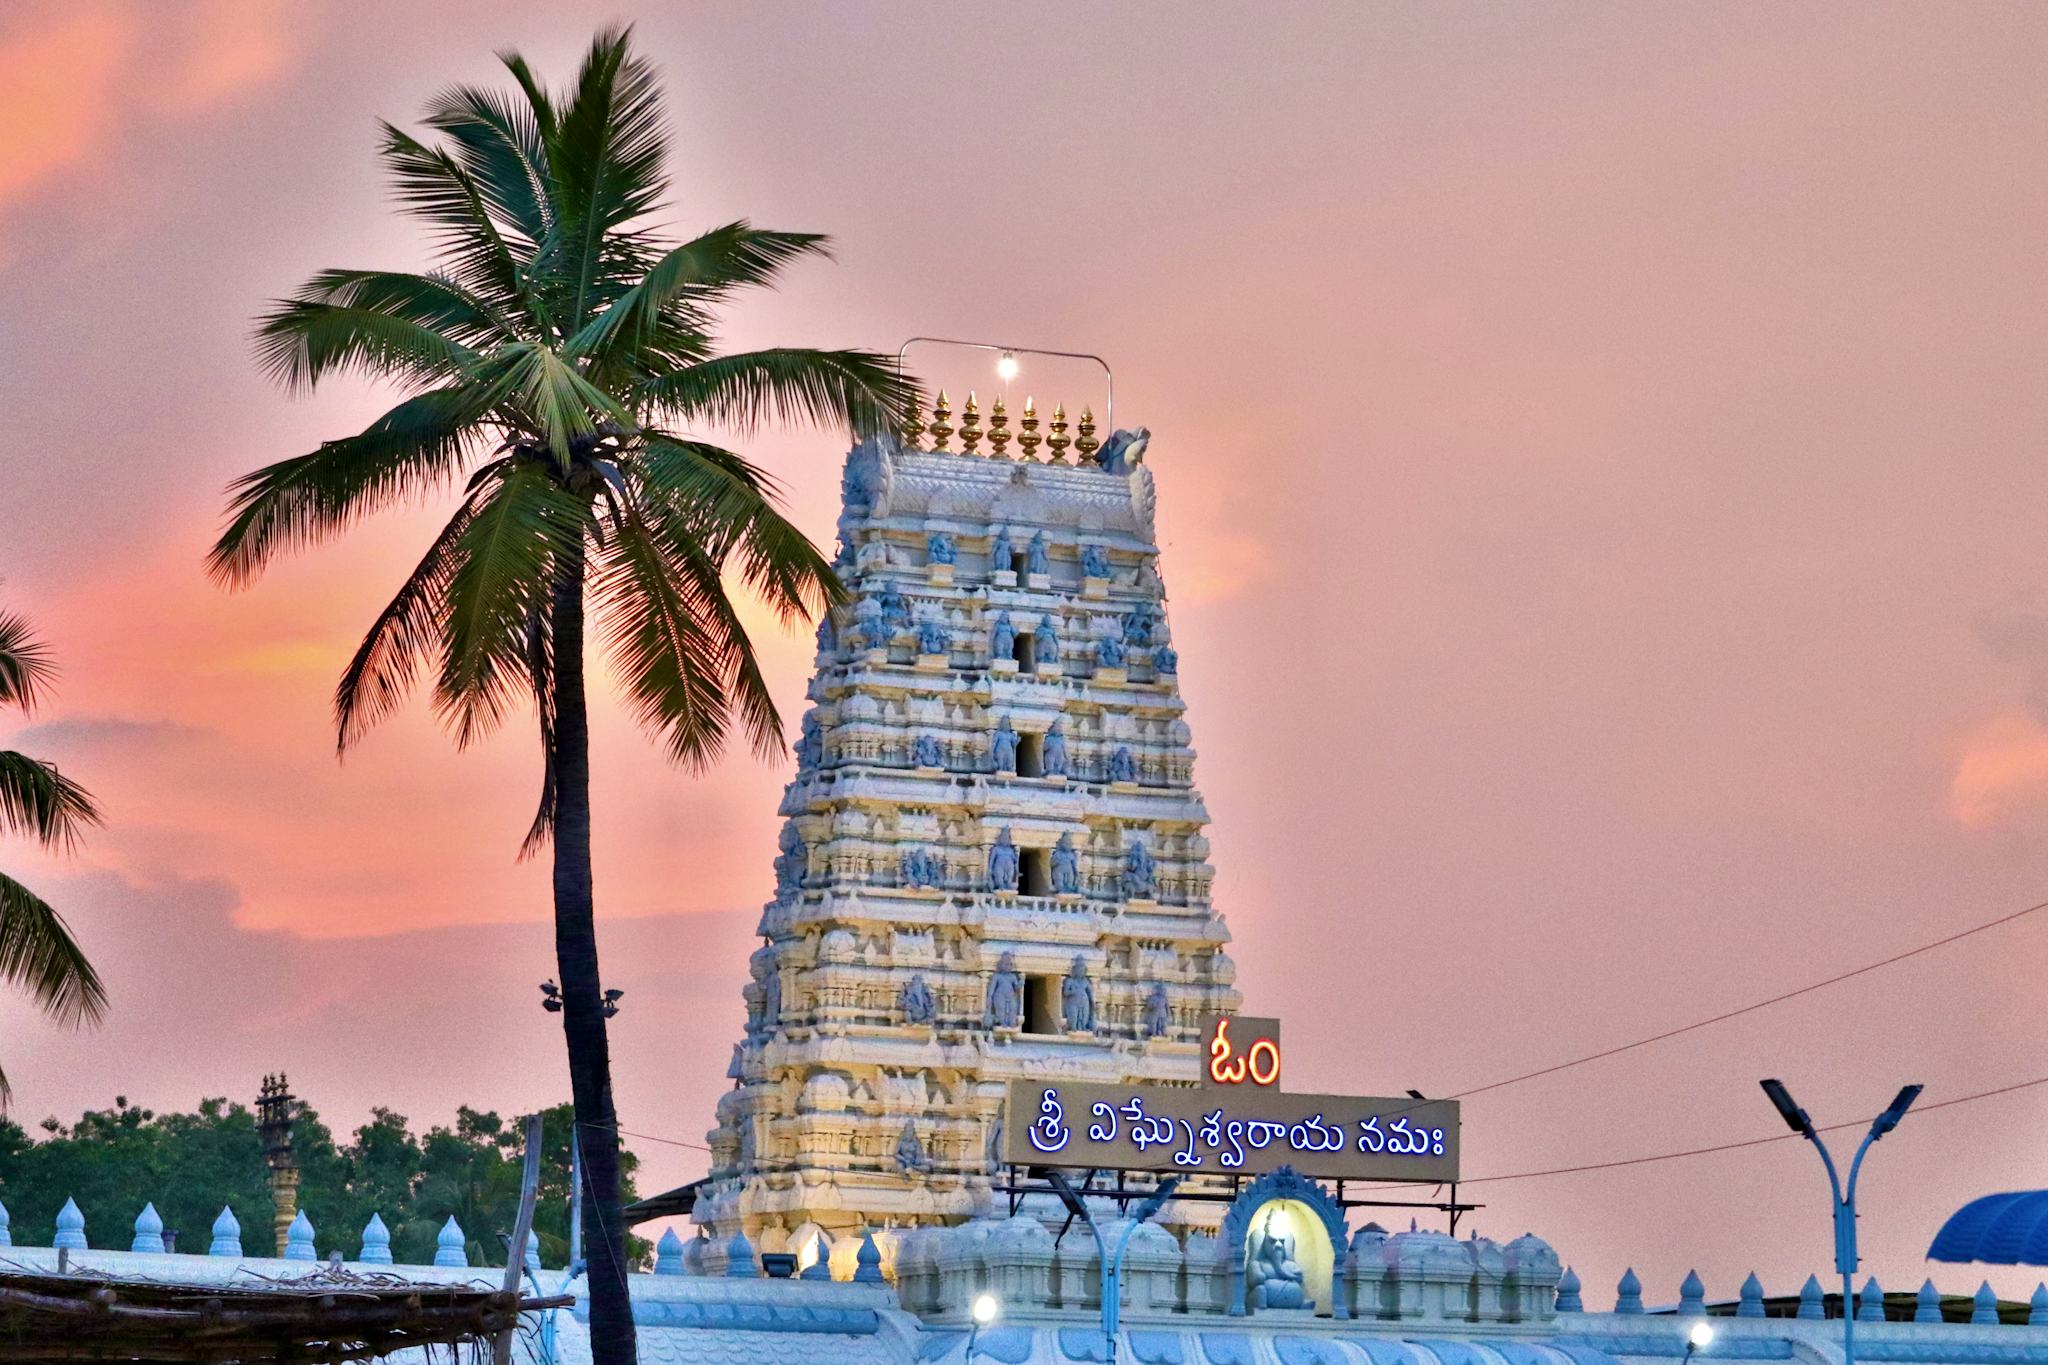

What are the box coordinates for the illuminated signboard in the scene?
[1202,1014,1281,1090]
[1001,1079,1460,1183]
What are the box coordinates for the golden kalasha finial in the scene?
[959,391,983,454]
[900,388,925,449]
[988,395,1012,457]
[1046,404,1071,463]
[1074,405,1100,463]
[1017,397,1042,461]
[929,390,953,451]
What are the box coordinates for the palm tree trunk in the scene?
[548,536,638,1365]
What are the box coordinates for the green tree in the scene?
[205,35,898,1356]
[0,607,106,1103]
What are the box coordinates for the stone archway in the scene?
[1220,1166,1349,1319]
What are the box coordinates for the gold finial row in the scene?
[902,392,1103,464]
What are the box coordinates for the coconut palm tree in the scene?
[0,608,107,1105]
[208,28,911,1364]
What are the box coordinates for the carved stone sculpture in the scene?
[990,716,1019,773]
[854,593,883,645]
[927,531,956,565]
[1082,544,1110,579]
[991,529,1014,573]
[795,712,822,768]
[1042,721,1070,777]
[1122,838,1157,900]
[1154,644,1178,674]
[900,973,936,1025]
[1098,634,1127,669]
[987,827,1020,891]
[1249,1221,1309,1310]
[1142,981,1171,1037]
[900,846,942,888]
[990,611,1016,660]
[987,951,1023,1029]
[1026,531,1050,577]
[879,582,910,633]
[895,1122,930,1174]
[1050,832,1080,895]
[759,968,781,1031]
[916,614,949,656]
[1108,745,1137,784]
[1095,427,1151,473]
[911,732,943,769]
[1125,601,1156,647]
[1061,955,1094,1032]
[1037,618,1061,667]
[774,825,805,894]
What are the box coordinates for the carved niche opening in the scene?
[1023,974,1061,1035]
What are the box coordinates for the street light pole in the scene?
[1759,1079,1923,1365]
[1049,1172,1183,1365]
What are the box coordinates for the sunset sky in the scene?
[5,0,2048,1305]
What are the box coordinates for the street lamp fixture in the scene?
[997,351,1020,382]
[1686,1320,1715,1358]
[1757,1079,1923,1365]
[965,1292,1001,1360]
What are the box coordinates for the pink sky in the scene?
[5,0,2048,1304]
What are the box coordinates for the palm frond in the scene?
[0,612,56,712]
[0,752,102,849]
[422,84,556,251]
[209,386,489,587]
[565,224,828,365]
[334,477,495,751]
[516,598,556,859]
[253,290,480,396]
[377,123,546,330]
[591,506,735,771]
[0,869,107,1034]
[434,461,589,747]
[548,25,669,331]
[634,347,915,438]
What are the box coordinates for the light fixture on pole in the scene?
[1684,1320,1715,1363]
[1049,1170,1182,1365]
[966,1292,1001,1360]
[996,351,1019,382]
[1759,1079,1923,1365]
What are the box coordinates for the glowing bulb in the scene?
[1688,1322,1715,1350]
[1266,1207,1293,1238]
[996,352,1019,382]
[972,1292,1001,1324]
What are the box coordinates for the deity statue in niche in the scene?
[895,1122,930,1174]
[1154,644,1178,674]
[1037,618,1062,667]
[1123,838,1157,899]
[1082,544,1110,579]
[1142,981,1171,1037]
[1097,633,1127,669]
[989,716,1019,772]
[990,611,1016,659]
[1042,721,1070,777]
[774,825,806,894]
[916,613,950,655]
[900,973,937,1025]
[927,530,956,565]
[1124,600,1156,646]
[1248,1214,1310,1310]
[853,593,883,645]
[990,529,1014,572]
[1061,955,1094,1032]
[879,582,910,632]
[986,951,1023,1029]
[911,732,944,768]
[1026,531,1050,577]
[1050,832,1081,895]
[1108,745,1137,784]
[986,827,1020,891]
[795,711,822,767]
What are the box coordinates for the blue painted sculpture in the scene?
[912,732,944,768]
[916,613,949,655]
[1026,532,1050,577]
[901,846,943,888]
[987,951,1024,1029]
[794,711,822,768]
[1154,644,1178,674]
[879,582,910,633]
[1050,833,1081,895]
[1108,745,1137,784]
[1061,955,1094,1032]
[1042,721,1070,777]
[987,828,1020,891]
[1124,601,1156,646]
[901,973,936,1025]
[990,611,1016,660]
[1082,544,1110,579]
[990,716,1019,772]
[927,531,956,565]
[853,592,883,646]
[991,529,1014,573]
[1037,618,1062,667]
[1123,838,1157,899]
[1098,634,1126,669]
[1142,981,1171,1037]
[1095,427,1151,473]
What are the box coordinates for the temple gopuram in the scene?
[692,390,1243,1264]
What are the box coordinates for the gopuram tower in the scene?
[694,391,1240,1266]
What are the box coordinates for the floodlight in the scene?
[972,1293,1001,1325]
[1759,1078,1814,1137]
[1869,1084,1923,1139]
[1689,1321,1715,1350]
[997,352,1020,382]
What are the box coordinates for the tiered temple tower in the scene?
[694,396,1239,1263]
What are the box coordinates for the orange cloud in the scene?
[0,9,134,210]
[1950,714,2048,828]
